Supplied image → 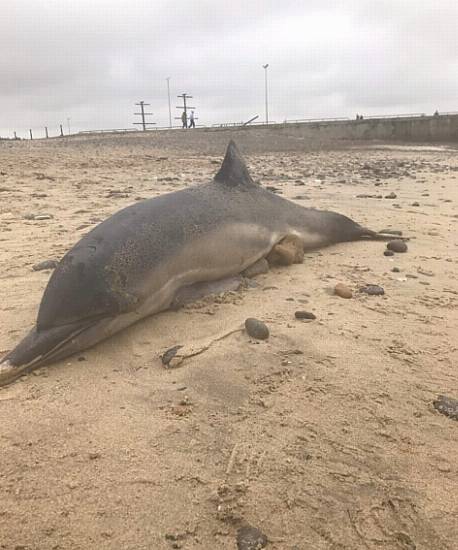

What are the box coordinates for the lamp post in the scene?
[166,77,172,128]
[262,63,269,124]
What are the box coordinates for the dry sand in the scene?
[0,130,457,549]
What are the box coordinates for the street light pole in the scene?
[166,77,172,128]
[262,64,269,124]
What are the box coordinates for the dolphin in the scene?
[0,140,397,385]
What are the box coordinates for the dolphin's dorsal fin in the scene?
[214,140,254,186]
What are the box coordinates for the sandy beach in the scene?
[0,129,457,549]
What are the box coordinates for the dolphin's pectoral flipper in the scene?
[170,277,244,310]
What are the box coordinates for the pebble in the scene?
[380,229,403,236]
[360,284,385,296]
[384,250,394,257]
[385,192,397,199]
[294,310,316,320]
[392,267,401,273]
[236,525,268,550]
[245,318,269,340]
[35,214,53,221]
[387,240,408,253]
[161,345,183,366]
[411,201,420,206]
[32,259,58,271]
[334,283,352,299]
[433,395,458,421]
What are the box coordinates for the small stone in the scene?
[385,192,397,199]
[334,283,352,299]
[360,284,385,296]
[161,345,183,366]
[245,318,269,340]
[411,201,420,206]
[387,240,408,253]
[34,214,53,221]
[380,229,403,236]
[266,235,304,266]
[392,267,401,273]
[236,525,268,550]
[88,452,101,460]
[433,395,458,420]
[384,250,394,256]
[294,310,316,320]
[32,259,58,271]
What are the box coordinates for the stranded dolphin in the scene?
[0,140,396,385]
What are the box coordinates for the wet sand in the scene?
[0,130,457,549]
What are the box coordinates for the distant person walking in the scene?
[181,111,187,129]
[189,111,196,128]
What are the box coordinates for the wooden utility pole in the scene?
[29,129,33,140]
[45,127,49,138]
[134,101,156,131]
[60,124,64,137]
[175,93,195,127]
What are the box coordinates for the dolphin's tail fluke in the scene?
[0,319,99,387]
[357,228,409,241]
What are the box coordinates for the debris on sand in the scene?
[161,345,184,367]
[294,310,316,320]
[32,259,58,271]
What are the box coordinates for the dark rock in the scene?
[360,284,385,296]
[433,395,458,420]
[161,345,183,366]
[237,525,268,550]
[411,202,420,206]
[385,192,397,199]
[387,240,408,253]
[32,259,58,271]
[392,267,401,273]
[384,250,395,256]
[245,318,269,340]
[294,311,316,320]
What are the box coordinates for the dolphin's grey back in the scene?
[37,141,365,331]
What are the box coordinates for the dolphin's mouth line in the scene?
[0,318,103,386]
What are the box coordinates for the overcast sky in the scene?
[1,0,457,138]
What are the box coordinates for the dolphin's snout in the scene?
[0,359,24,387]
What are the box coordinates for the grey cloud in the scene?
[1,0,457,137]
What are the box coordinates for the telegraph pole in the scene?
[134,101,155,131]
[175,93,195,127]
[166,77,172,128]
[45,127,49,138]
